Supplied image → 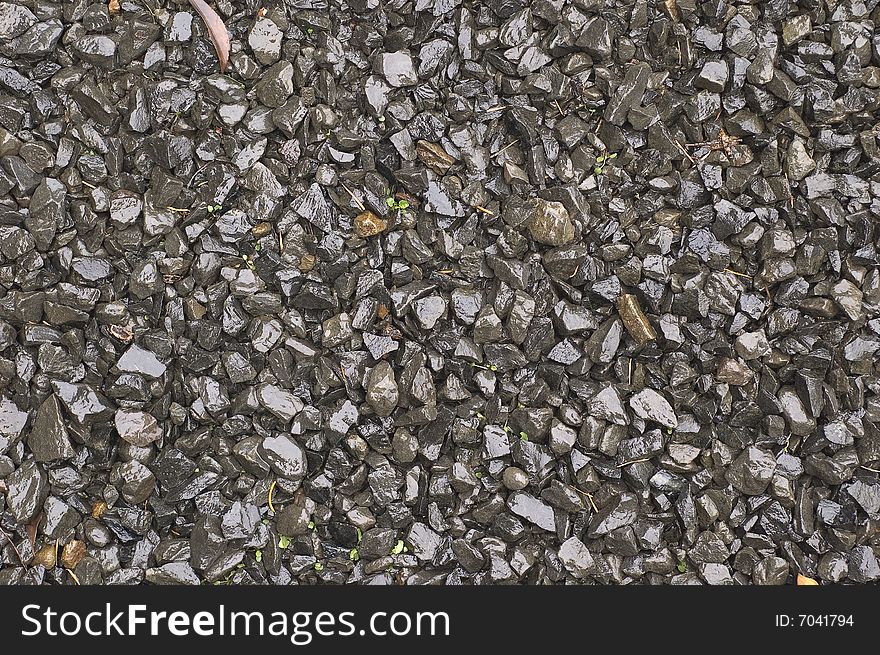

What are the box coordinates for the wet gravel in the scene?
[1,0,880,586]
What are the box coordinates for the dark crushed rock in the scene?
[0,0,878,588]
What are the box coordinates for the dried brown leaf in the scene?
[108,0,120,14]
[189,0,231,73]
[25,514,40,548]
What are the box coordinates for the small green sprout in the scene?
[378,115,385,122]
[385,197,410,211]
[390,540,405,555]
[307,27,314,34]
[349,548,359,561]
[356,527,363,544]
[207,203,223,213]
[278,535,291,549]
[677,561,687,573]
[475,472,482,479]
[255,549,262,563]
[313,561,324,571]
[593,151,617,175]
[475,412,485,420]
[519,431,529,441]
[254,243,261,252]
[308,521,316,531]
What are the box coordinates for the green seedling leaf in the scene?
[390,540,405,555]
[349,548,359,561]
[314,561,323,571]
[398,200,409,209]
[308,521,316,530]
[278,535,291,549]
[386,197,395,208]
[255,549,262,563]
[520,432,529,441]
[677,561,687,573]
[356,527,363,543]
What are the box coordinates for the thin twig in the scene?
[268,479,277,514]
[675,139,695,163]
[491,139,519,157]
[0,525,39,584]
[585,493,598,513]
[569,486,599,513]
[341,183,366,211]
[617,457,651,467]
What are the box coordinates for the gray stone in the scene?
[116,344,166,378]
[507,491,556,531]
[260,435,307,483]
[257,384,304,422]
[726,446,777,495]
[502,466,529,491]
[735,330,770,360]
[558,536,596,579]
[6,459,48,523]
[114,409,162,447]
[376,51,418,87]
[527,199,574,246]
[0,2,36,40]
[249,17,282,65]
[629,388,677,428]
[366,361,398,417]
[27,395,74,462]
[695,60,729,92]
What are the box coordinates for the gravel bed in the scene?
[1,0,880,585]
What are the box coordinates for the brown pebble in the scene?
[618,293,656,344]
[354,211,387,238]
[252,221,272,238]
[91,500,108,520]
[33,544,57,568]
[415,140,455,175]
[298,254,316,272]
[61,540,87,570]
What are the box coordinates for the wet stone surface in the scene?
[0,0,878,588]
